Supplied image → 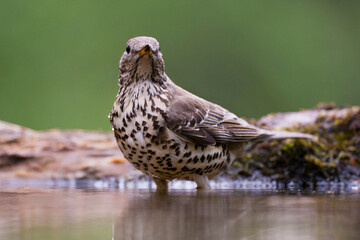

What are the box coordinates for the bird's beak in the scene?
[137,44,153,57]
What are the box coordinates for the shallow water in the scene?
[0,181,360,240]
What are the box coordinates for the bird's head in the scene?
[119,36,165,85]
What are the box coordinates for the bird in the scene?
[110,36,316,190]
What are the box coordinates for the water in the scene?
[0,180,360,240]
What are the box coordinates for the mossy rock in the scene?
[232,104,360,183]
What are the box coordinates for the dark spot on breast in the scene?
[148,150,156,155]
[183,152,192,158]
[122,134,129,140]
[135,121,141,130]
[181,166,189,172]
[169,143,179,149]
[122,118,128,127]
[207,155,213,163]
[153,120,160,129]
[112,111,119,117]
[164,167,177,172]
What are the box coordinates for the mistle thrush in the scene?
[110,36,315,190]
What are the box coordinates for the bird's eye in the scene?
[126,46,131,54]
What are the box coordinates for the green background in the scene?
[1,1,359,130]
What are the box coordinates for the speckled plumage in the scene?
[110,36,315,190]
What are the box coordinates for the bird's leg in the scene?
[151,177,168,191]
[193,175,211,190]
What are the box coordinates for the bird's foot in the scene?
[151,177,168,191]
[193,175,211,190]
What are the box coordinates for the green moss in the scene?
[231,105,360,183]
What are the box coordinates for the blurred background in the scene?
[1,1,359,130]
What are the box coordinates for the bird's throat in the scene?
[135,57,153,79]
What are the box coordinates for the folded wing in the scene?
[163,94,272,145]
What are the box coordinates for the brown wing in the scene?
[163,89,272,145]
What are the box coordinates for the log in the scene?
[0,121,133,180]
[0,104,359,183]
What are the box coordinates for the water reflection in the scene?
[114,191,360,240]
[0,187,360,240]
[114,191,249,240]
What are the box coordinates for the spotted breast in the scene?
[110,79,233,186]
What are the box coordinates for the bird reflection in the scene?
[113,190,360,240]
[113,190,249,240]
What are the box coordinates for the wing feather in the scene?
[163,88,272,145]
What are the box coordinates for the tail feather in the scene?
[262,130,317,142]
